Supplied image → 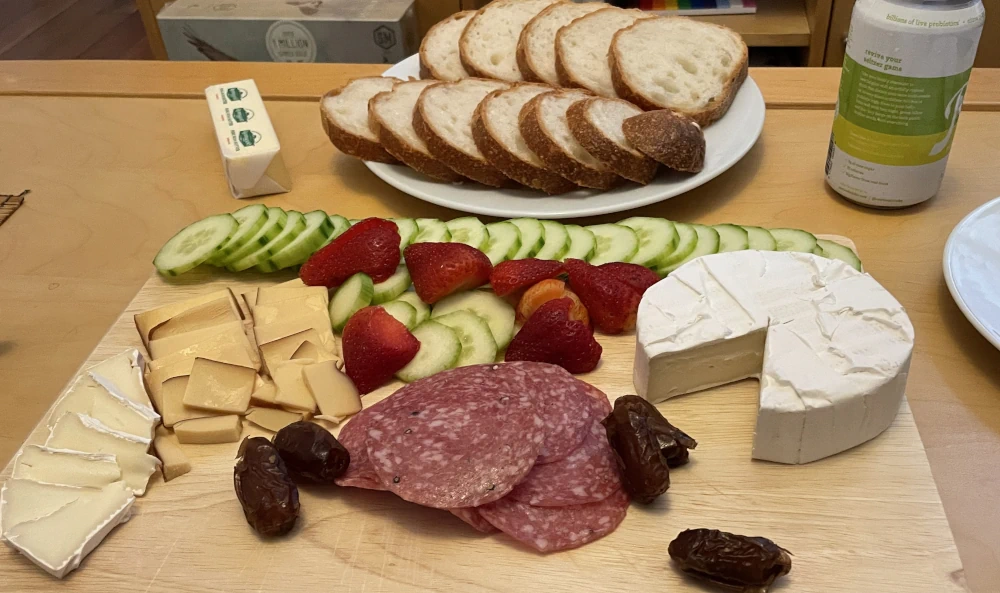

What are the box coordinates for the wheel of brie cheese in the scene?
[634,250,914,464]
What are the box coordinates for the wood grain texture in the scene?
[0,64,998,590]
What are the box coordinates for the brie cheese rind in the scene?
[634,251,914,464]
[11,446,121,489]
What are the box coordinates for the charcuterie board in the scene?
[0,236,964,592]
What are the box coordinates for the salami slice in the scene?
[508,421,621,506]
[478,489,630,553]
[449,508,498,534]
[366,364,546,508]
[334,407,387,490]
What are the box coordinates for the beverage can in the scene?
[825,0,985,208]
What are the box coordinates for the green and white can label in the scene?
[825,0,984,208]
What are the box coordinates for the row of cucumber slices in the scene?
[154,207,862,277]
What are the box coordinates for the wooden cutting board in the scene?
[0,241,964,592]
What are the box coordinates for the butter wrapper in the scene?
[205,79,291,199]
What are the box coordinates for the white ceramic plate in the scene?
[363,54,765,219]
[943,196,1000,350]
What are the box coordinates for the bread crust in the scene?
[320,85,397,163]
[369,87,465,183]
[473,84,577,194]
[609,17,749,126]
[622,110,706,173]
[567,97,658,185]
[518,91,622,190]
[413,80,513,188]
[419,11,475,82]
[516,2,560,83]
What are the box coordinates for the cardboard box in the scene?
[158,0,419,63]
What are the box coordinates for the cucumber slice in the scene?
[586,224,639,265]
[770,228,819,253]
[380,301,417,330]
[372,266,411,304]
[535,221,571,260]
[208,204,268,265]
[561,225,596,262]
[396,321,462,383]
[329,272,374,332]
[433,310,498,367]
[390,218,419,249]
[219,207,288,267]
[816,239,863,271]
[320,215,351,248]
[662,224,721,273]
[430,290,516,349]
[657,222,699,273]
[743,226,777,251]
[483,221,522,265]
[153,214,238,276]
[226,211,307,272]
[393,292,431,326]
[259,210,335,272]
[713,224,749,253]
[349,218,362,226]
[618,217,678,268]
[446,217,489,250]
[412,218,451,243]
[510,218,545,259]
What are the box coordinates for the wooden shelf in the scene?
[690,0,812,47]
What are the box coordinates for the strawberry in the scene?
[505,298,602,374]
[516,278,589,327]
[300,218,400,288]
[490,258,565,298]
[342,306,420,394]
[598,262,660,296]
[564,259,642,334]
[404,242,493,304]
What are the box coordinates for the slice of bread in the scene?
[516,1,606,85]
[473,83,577,194]
[420,11,475,82]
[460,0,564,82]
[369,80,464,183]
[567,97,658,184]
[622,110,706,173]
[519,89,622,190]
[610,17,748,126]
[321,77,398,163]
[554,7,650,98]
[414,78,513,187]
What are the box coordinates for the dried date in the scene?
[630,396,697,467]
[234,437,299,536]
[668,528,792,591]
[273,421,350,484]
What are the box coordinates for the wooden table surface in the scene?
[0,61,998,591]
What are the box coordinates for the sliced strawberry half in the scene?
[300,218,400,288]
[342,306,420,394]
[564,258,642,334]
[598,262,660,296]
[490,258,565,298]
[404,242,493,304]
[505,298,602,374]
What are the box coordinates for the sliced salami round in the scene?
[478,489,630,553]
[366,364,546,508]
[508,421,621,506]
[334,408,387,491]
[449,507,498,534]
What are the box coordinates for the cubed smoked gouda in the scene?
[161,376,224,428]
[246,407,305,432]
[145,334,257,376]
[148,297,243,342]
[182,358,256,414]
[174,415,243,444]
[254,310,338,356]
[273,359,317,413]
[258,328,335,377]
[148,321,252,361]
[153,426,191,481]
[250,374,278,406]
[255,285,326,306]
[251,293,329,326]
[135,289,240,349]
[303,360,362,418]
[11,446,121,489]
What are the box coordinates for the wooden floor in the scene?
[0,0,152,60]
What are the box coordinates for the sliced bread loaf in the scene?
[460,0,564,82]
[321,77,398,163]
[554,7,650,98]
[610,17,748,125]
[622,110,706,173]
[567,97,657,184]
[473,83,577,194]
[414,78,513,187]
[420,11,475,81]
[519,89,622,189]
[516,1,606,85]
[369,80,464,183]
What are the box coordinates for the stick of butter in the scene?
[204,79,291,199]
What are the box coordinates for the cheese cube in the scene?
[152,427,191,481]
[250,374,278,406]
[174,415,243,444]
[148,296,243,342]
[160,375,223,428]
[246,407,305,432]
[273,359,317,413]
[182,358,256,414]
[303,360,361,418]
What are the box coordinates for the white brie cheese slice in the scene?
[634,251,914,464]
[11,445,121,489]
[0,479,100,535]
[86,349,153,409]
[47,373,159,440]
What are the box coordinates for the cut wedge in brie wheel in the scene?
[634,250,914,464]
